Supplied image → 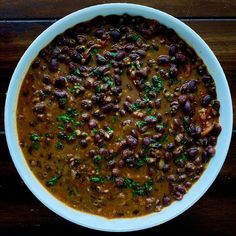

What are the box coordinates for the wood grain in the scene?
[0,0,236,19]
[0,132,235,235]
[1,20,236,131]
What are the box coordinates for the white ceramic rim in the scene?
[5,3,233,232]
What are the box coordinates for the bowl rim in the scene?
[4,3,233,232]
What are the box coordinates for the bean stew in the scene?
[17,14,221,218]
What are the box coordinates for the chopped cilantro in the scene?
[30,133,40,142]
[90,176,103,183]
[46,175,61,186]
[175,153,187,165]
[111,116,118,124]
[131,102,141,111]
[106,127,113,134]
[92,128,98,134]
[55,141,63,150]
[132,34,140,41]
[110,52,118,57]
[137,120,147,128]
[75,68,81,75]
[93,155,102,163]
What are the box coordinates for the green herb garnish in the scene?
[47,175,61,186]
[90,176,103,183]
[30,133,40,142]
[55,141,63,150]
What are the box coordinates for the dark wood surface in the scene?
[0,1,235,235]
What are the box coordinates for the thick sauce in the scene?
[17,15,221,218]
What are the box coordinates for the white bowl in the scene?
[5,3,233,232]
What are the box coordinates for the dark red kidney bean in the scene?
[183,100,192,114]
[54,90,67,98]
[109,29,121,41]
[169,44,177,56]
[148,167,156,176]
[176,185,186,194]
[164,151,172,161]
[167,174,177,182]
[185,181,192,188]
[55,76,66,89]
[202,95,212,107]
[188,80,197,92]
[49,58,58,72]
[178,174,187,182]
[119,109,126,116]
[76,35,87,45]
[80,139,88,147]
[206,146,216,157]
[101,103,113,113]
[124,101,132,113]
[173,118,180,130]
[115,177,124,186]
[111,168,120,177]
[162,196,171,205]
[114,74,121,86]
[129,53,139,61]
[143,137,151,146]
[157,55,170,65]
[96,54,107,65]
[189,94,195,102]
[43,74,51,84]
[137,49,146,58]
[93,111,105,120]
[126,135,138,148]
[71,51,82,63]
[187,147,199,158]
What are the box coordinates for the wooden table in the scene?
[0,1,236,235]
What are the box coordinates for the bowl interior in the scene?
[4,3,233,232]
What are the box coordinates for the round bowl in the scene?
[5,3,233,232]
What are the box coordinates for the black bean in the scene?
[202,74,213,84]
[54,90,67,98]
[176,52,187,64]
[80,139,88,147]
[157,55,170,65]
[43,74,51,84]
[169,44,177,56]
[71,51,82,63]
[169,64,178,77]
[108,160,116,169]
[115,51,126,61]
[115,177,124,186]
[125,44,134,52]
[32,58,40,68]
[81,100,92,110]
[131,129,138,139]
[197,65,206,76]
[162,164,170,173]
[211,124,222,136]
[140,26,152,39]
[119,109,126,116]
[174,191,183,200]
[94,28,105,38]
[111,168,120,177]
[167,175,177,182]
[124,101,132,113]
[109,29,121,41]
[187,147,199,158]
[185,162,195,172]
[81,113,90,122]
[88,119,97,129]
[101,103,113,113]
[202,95,212,107]
[143,137,151,146]
[155,99,161,108]
[164,151,172,161]
[96,54,107,65]
[162,196,171,205]
[144,115,157,125]
[137,49,146,58]
[188,80,197,92]
[183,100,192,114]
[126,135,138,148]
[55,76,66,89]
[167,143,175,150]
[49,59,58,72]
[114,74,121,86]
[155,125,165,133]
[206,146,215,157]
